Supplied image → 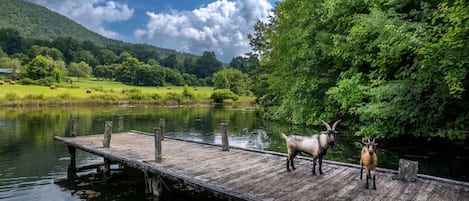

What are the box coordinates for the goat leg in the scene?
[366,169,370,189]
[373,173,376,190]
[286,157,291,172]
[360,163,363,180]
[319,157,324,175]
[312,158,317,175]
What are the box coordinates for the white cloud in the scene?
[134,0,273,62]
[27,0,134,39]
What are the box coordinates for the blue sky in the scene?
[26,0,277,62]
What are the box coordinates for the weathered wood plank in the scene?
[54,132,469,201]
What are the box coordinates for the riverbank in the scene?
[0,79,256,107]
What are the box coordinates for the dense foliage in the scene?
[250,0,468,139]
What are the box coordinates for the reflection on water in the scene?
[0,106,467,200]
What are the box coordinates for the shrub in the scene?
[182,85,195,99]
[90,94,118,101]
[58,93,72,100]
[149,93,161,100]
[24,94,45,100]
[165,92,183,102]
[19,78,36,85]
[128,92,148,100]
[4,92,20,101]
[211,89,239,103]
[122,88,141,94]
[36,77,56,86]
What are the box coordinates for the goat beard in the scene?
[329,141,335,150]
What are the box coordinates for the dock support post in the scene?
[154,128,162,162]
[67,146,76,179]
[399,159,418,182]
[159,119,165,141]
[144,171,163,199]
[70,118,76,137]
[103,121,112,148]
[221,123,229,151]
[118,116,124,132]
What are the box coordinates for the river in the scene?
[0,105,467,200]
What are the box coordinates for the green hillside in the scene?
[0,0,197,59]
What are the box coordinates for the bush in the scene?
[165,92,183,102]
[122,88,141,94]
[36,77,56,86]
[211,89,239,103]
[90,94,118,101]
[128,92,148,100]
[149,93,161,100]
[24,94,45,100]
[19,78,36,85]
[182,85,194,99]
[4,92,20,101]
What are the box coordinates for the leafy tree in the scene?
[0,28,24,55]
[68,61,92,81]
[25,55,50,80]
[213,68,251,96]
[162,53,177,68]
[252,0,468,139]
[25,55,65,81]
[229,56,248,73]
[98,49,119,65]
[51,37,81,63]
[115,56,140,84]
[187,51,222,78]
[29,45,64,61]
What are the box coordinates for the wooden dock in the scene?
[54,131,469,201]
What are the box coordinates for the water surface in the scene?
[0,106,467,200]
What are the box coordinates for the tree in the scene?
[188,51,222,78]
[0,28,24,55]
[252,0,468,139]
[68,61,92,81]
[25,55,50,80]
[98,49,118,65]
[213,68,251,96]
[51,37,81,63]
[29,45,64,61]
[229,56,248,73]
[162,53,177,68]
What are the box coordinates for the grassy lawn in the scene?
[0,78,255,106]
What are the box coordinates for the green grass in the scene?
[0,78,255,106]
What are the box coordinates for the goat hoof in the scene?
[320,172,324,175]
[373,187,377,190]
[287,169,291,172]
[292,167,296,170]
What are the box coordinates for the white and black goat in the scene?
[281,119,341,175]
[360,138,378,190]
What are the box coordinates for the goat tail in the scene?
[280,133,288,140]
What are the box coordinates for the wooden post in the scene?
[154,128,162,162]
[67,146,76,179]
[103,121,112,148]
[118,116,124,132]
[70,119,76,137]
[399,159,418,182]
[159,119,165,141]
[103,159,111,176]
[221,123,229,151]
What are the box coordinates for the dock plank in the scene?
[54,131,469,201]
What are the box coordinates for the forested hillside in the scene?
[249,0,468,140]
[0,0,198,60]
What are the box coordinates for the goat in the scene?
[360,138,378,190]
[281,119,341,175]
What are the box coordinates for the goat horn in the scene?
[321,120,331,130]
[332,119,342,130]
[372,138,376,143]
[367,138,371,143]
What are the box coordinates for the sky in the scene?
[25,0,277,62]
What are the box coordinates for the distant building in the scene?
[0,68,20,78]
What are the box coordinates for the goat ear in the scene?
[332,119,341,130]
[321,120,332,130]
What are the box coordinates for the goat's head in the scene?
[321,119,341,149]
[363,138,378,155]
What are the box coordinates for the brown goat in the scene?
[281,119,341,175]
[360,138,378,190]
